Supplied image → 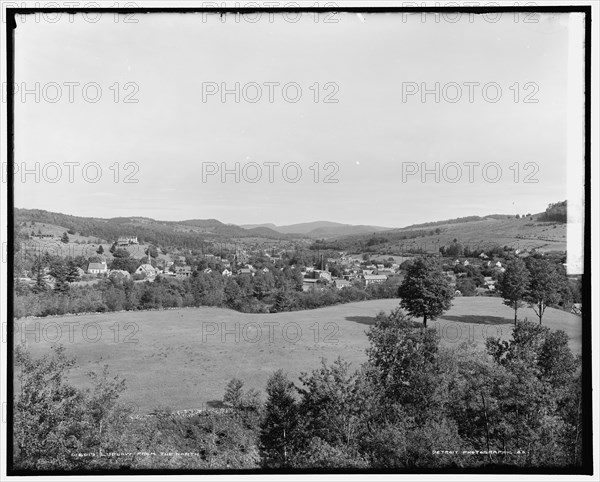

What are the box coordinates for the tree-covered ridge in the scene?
[15,208,296,250]
[539,201,567,223]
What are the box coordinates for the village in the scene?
[18,229,526,298]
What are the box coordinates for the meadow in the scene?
[13,297,581,413]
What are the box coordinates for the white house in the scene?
[222,269,232,277]
[483,277,496,291]
[87,261,108,274]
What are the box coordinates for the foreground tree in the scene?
[14,345,133,470]
[397,256,454,326]
[525,258,567,324]
[497,257,530,324]
[365,309,441,414]
[484,321,580,465]
[259,370,300,468]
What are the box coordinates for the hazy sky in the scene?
[12,11,577,227]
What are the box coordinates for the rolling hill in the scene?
[15,200,568,254]
[14,209,301,252]
[321,213,567,254]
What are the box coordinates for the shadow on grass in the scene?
[346,316,434,329]
[345,315,376,326]
[439,315,513,325]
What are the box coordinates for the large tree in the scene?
[397,256,454,327]
[259,370,300,468]
[497,257,530,324]
[525,258,567,324]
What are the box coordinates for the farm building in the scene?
[363,274,388,286]
[302,279,320,292]
[333,279,351,289]
[314,270,332,281]
[118,236,139,246]
[175,266,193,278]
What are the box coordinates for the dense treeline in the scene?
[310,227,444,252]
[13,312,583,471]
[13,270,402,318]
[539,201,567,223]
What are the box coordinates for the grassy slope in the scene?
[14,298,581,413]
[339,217,566,253]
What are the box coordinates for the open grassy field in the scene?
[13,298,581,413]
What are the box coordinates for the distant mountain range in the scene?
[240,221,391,238]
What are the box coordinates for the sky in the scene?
[11,10,580,227]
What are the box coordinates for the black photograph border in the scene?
[4,4,593,476]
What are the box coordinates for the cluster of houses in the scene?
[86,257,259,282]
[83,250,405,291]
[445,257,506,296]
[300,256,403,292]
